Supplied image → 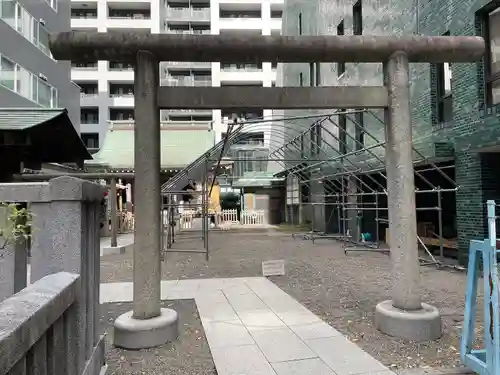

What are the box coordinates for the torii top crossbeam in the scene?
[49,31,484,63]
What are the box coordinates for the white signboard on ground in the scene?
[262,260,285,277]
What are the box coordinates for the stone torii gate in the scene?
[50,31,484,348]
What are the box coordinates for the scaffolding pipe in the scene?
[318,123,386,192]
[437,186,444,259]
[318,187,458,198]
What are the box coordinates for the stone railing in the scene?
[0,177,105,375]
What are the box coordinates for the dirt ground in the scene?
[100,299,216,375]
[100,229,483,372]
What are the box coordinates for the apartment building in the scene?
[71,0,283,154]
[0,0,80,129]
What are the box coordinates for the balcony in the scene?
[162,61,211,70]
[164,28,211,34]
[71,17,99,28]
[79,86,98,103]
[81,118,99,125]
[106,11,151,28]
[107,62,135,80]
[161,76,212,86]
[109,84,135,106]
[71,11,97,19]
[71,63,98,81]
[107,0,151,3]
[219,70,266,83]
[72,62,98,70]
[221,64,262,72]
[165,7,210,21]
[109,62,134,71]
[219,17,263,31]
[109,94,135,107]
[160,120,212,130]
[162,109,213,118]
[80,92,98,98]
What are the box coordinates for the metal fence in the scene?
[461,200,499,375]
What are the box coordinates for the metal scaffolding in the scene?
[160,108,457,267]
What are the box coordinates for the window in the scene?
[432,32,452,123]
[298,12,302,35]
[0,55,16,90]
[299,72,303,86]
[337,21,345,76]
[31,17,38,44]
[109,108,134,121]
[0,53,58,107]
[109,62,133,70]
[37,80,51,107]
[0,1,53,57]
[72,62,98,69]
[81,108,99,124]
[271,10,282,18]
[0,0,16,28]
[353,1,362,35]
[434,62,452,123]
[315,62,321,86]
[354,111,364,150]
[483,6,500,106]
[81,133,99,149]
[79,83,98,95]
[339,110,347,154]
[37,25,50,55]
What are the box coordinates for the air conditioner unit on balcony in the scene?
[39,18,46,26]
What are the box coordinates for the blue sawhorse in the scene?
[461,200,500,375]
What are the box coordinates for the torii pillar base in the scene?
[113,308,179,349]
[375,300,441,341]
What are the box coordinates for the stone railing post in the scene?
[0,205,28,302]
[29,176,104,373]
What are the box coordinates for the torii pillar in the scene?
[113,50,179,349]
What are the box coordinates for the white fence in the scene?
[221,209,238,223]
[240,209,266,225]
[180,210,195,229]
[169,209,266,230]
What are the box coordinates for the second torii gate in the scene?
[50,31,485,348]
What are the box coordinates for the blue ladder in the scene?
[461,200,500,375]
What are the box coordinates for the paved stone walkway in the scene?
[101,277,395,375]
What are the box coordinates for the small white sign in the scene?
[262,260,285,277]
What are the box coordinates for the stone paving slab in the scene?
[100,277,396,375]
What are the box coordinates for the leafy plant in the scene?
[0,203,33,250]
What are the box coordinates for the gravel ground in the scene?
[100,299,216,375]
[100,229,484,372]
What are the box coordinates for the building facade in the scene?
[0,0,80,130]
[280,0,500,264]
[71,0,283,153]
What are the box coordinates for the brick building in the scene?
[280,0,500,264]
